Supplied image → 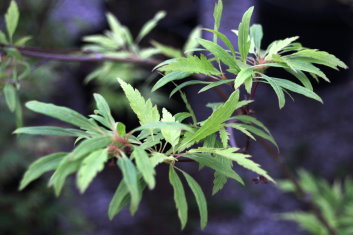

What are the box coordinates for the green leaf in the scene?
[198,79,233,93]
[238,7,254,61]
[184,26,202,55]
[234,67,254,89]
[139,47,160,59]
[150,152,172,167]
[15,36,32,46]
[15,95,22,127]
[268,77,323,103]
[3,83,17,112]
[250,24,263,53]
[219,127,229,148]
[116,122,126,137]
[237,123,278,149]
[14,126,87,137]
[279,212,325,234]
[108,176,147,220]
[170,80,209,98]
[227,123,256,140]
[108,180,130,220]
[185,154,244,185]
[197,39,239,69]
[77,149,108,193]
[212,157,233,195]
[106,12,126,45]
[291,49,348,70]
[283,58,330,82]
[118,156,141,215]
[152,71,191,92]
[204,29,236,59]
[133,147,155,189]
[181,171,208,229]
[0,31,8,44]
[68,136,112,161]
[234,115,270,134]
[178,90,239,151]
[260,74,286,109]
[151,40,182,58]
[158,54,220,76]
[161,108,181,148]
[118,79,160,125]
[213,0,223,43]
[94,93,115,127]
[19,152,67,190]
[285,68,313,91]
[136,11,166,42]
[49,156,82,196]
[169,166,188,229]
[179,91,197,125]
[153,58,177,71]
[5,0,19,40]
[192,147,274,183]
[174,112,192,122]
[132,121,193,133]
[265,36,299,60]
[26,101,97,131]
[83,35,118,49]
[89,114,111,129]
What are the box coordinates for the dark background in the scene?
[0,0,352,234]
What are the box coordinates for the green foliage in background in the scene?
[278,170,353,235]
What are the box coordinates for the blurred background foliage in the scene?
[278,170,353,235]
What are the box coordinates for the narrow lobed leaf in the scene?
[238,7,254,61]
[14,126,87,137]
[5,0,19,40]
[181,170,208,229]
[158,54,221,76]
[133,147,156,189]
[136,11,166,42]
[118,156,141,215]
[77,149,109,193]
[169,165,188,229]
[26,101,97,131]
[19,152,67,190]
[152,71,191,92]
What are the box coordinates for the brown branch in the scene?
[0,44,162,66]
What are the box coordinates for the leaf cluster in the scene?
[278,170,353,235]
[18,79,273,229]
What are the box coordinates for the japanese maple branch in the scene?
[0,44,161,66]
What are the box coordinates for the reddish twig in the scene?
[0,44,162,65]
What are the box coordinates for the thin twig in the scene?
[0,44,162,65]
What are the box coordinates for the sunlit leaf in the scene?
[158,54,220,76]
[118,156,141,215]
[5,0,19,40]
[133,147,155,189]
[77,149,108,193]
[238,7,254,61]
[136,11,166,42]
[181,170,208,229]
